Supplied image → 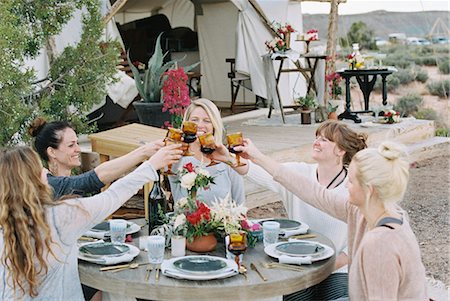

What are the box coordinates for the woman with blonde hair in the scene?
[168,98,245,205]
[0,145,182,300]
[211,120,367,300]
[234,140,427,300]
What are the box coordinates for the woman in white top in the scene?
[212,120,367,300]
[0,145,182,300]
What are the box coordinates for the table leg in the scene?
[355,74,377,111]
[144,182,152,224]
[340,76,362,123]
[381,74,388,106]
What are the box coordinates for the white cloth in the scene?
[99,253,135,265]
[279,255,312,265]
[246,161,348,273]
[106,70,139,109]
[83,230,106,239]
[279,227,308,238]
[0,162,158,300]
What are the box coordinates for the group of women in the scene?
[0,97,427,300]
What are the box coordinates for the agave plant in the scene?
[128,33,199,103]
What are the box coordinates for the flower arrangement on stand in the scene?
[305,29,319,41]
[162,67,191,129]
[266,22,296,53]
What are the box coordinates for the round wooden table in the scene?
[79,224,335,301]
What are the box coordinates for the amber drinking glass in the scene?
[163,128,185,175]
[198,133,219,167]
[226,132,246,167]
[228,232,247,268]
[182,121,197,156]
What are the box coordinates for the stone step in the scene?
[406,136,450,163]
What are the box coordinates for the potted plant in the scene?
[295,93,317,124]
[128,33,198,127]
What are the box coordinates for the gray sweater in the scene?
[48,170,104,199]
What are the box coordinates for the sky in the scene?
[301,0,450,15]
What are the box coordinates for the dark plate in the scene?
[173,256,228,275]
[91,221,130,232]
[260,219,301,230]
[275,241,325,257]
[79,242,129,258]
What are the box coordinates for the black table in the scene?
[337,68,394,123]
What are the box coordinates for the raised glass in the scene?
[226,132,246,167]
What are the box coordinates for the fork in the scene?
[261,262,304,271]
[145,266,153,281]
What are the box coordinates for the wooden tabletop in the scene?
[79,220,335,301]
[88,123,167,158]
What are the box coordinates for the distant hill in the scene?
[302,10,449,42]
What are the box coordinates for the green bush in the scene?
[437,59,450,74]
[435,127,449,137]
[413,108,438,121]
[374,74,401,93]
[394,93,423,116]
[414,56,438,66]
[426,79,450,98]
[414,67,429,83]
[395,68,415,85]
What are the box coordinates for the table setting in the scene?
[83,219,141,239]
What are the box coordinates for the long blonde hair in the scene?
[352,141,410,211]
[0,146,57,297]
[183,98,224,144]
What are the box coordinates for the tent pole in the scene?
[103,0,130,25]
[248,0,280,38]
[324,0,339,106]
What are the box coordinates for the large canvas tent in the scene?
[26,0,321,122]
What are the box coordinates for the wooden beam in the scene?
[325,0,339,105]
[248,0,280,38]
[102,0,129,25]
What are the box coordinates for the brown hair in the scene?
[0,146,58,297]
[315,120,367,165]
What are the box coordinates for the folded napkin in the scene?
[99,253,135,265]
[279,227,308,238]
[83,230,106,239]
[279,255,312,265]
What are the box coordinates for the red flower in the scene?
[184,162,195,173]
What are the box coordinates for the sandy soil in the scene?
[248,155,450,287]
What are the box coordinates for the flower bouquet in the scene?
[265,37,289,53]
[383,109,400,124]
[177,162,215,198]
[266,22,296,52]
[305,29,319,41]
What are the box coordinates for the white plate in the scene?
[161,255,238,280]
[78,243,140,265]
[264,240,334,262]
[89,221,141,237]
[254,218,310,236]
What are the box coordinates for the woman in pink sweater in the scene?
[236,140,427,300]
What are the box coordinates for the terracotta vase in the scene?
[186,233,217,252]
[328,112,338,120]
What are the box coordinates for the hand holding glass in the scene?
[163,128,185,175]
[227,132,246,167]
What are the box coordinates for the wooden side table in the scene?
[88,123,167,221]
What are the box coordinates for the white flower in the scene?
[197,168,210,177]
[180,172,197,190]
[174,214,186,229]
[176,197,189,209]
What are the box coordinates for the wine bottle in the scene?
[148,171,167,235]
